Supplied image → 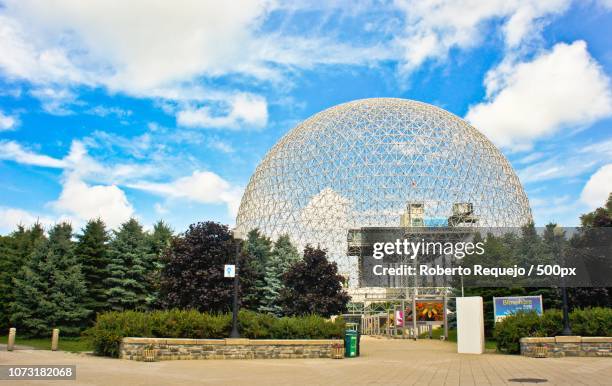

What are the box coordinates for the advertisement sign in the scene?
[395,310,404,327]
[493,296,543,322]
[405,300,445,324]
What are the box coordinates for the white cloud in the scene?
[0,206,56,234]
[466,41,612,150]
[208,138,235,154]
[177,93,268,129]
[0,140,67,168]
[393,0,570,73]
[0,1,273,92]
[0,110,17,131]
[86,105,132,119]
[580,164,612,209]
[29,87,78,115]
[50,174,134,229]
[128,170,243,217]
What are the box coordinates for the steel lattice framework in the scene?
[236,98,532,275]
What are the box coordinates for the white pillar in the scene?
[456,296,484,354]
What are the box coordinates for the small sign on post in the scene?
[224,264,236,278]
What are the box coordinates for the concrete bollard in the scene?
[51,329,59,351]
[7,328,16,351]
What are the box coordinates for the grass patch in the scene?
[0,335,92,352]
[419,328,497,350]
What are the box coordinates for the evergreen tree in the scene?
[159,222,257,312]
[146,220,174,308]
[259,235,301,315]
[279,245,350,317]
[106,218,152,311]
[11,223,90,336]
[243,229,272,311]
[0,224,46,328]
[75,218,110,322]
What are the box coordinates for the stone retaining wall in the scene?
[120,337,342,361]
[520,336,612,357]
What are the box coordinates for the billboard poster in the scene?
[405,300,444,324]
[493,296,543,322]
[395,310,404,327]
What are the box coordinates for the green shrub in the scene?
[494,307,612,354]
[570,307,612,336]
[85,309,345,357]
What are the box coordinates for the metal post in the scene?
[230,240,240,338]
[51,329,59,351]
[443,295,448,340]
[412,296,417,340]
[561,286,572,336]
[554,225,572,336]
[7,328,16,351]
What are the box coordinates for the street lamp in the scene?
[230,228,245,338]
[553,225,572,336]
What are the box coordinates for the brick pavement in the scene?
[1,336,611,385]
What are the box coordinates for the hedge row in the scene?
[494,307,612,353]
[85,309,345,357]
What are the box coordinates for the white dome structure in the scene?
[236,98,531,272]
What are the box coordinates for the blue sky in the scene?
[0,0,611,234]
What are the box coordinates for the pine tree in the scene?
[145,220,174,308]
[75,219,111,323]
[243,229,272,311]
[106,218,152,311]
[259,235,300,315]
[279,245,350,317]
[0,224,46,328]
[11,223,90,336]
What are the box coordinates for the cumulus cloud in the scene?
[0,110,18,131]
[393,0,570,73]
[0,139,146,229]
[127,171,243,217]
[466,41,612,150]
[580,164,612,209]
[0,206,57,234]
[177,93,268,129]
[50,175,134,229]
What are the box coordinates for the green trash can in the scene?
[344,330,360,358]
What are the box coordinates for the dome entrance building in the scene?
[236,98,532,289]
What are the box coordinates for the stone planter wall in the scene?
[520,336,612,358]
[120,337,343,361]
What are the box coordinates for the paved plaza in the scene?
[1,337,611,385]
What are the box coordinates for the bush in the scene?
[85,309,345,357]
[494,307,612,354]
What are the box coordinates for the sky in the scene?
[0,0,611,234]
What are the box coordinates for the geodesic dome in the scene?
[236,98,532,272]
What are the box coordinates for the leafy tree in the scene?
[259,235,301,315]
[243,229,272,311]
[106,218,152,311]
[11,223,90,336]
[580,193,612,227]
[159,222,256,313]
[279,245,350,317]
[0,224,46,328]
[567,193,612,308]
[146,220,174,308]
[75,218,110,322]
